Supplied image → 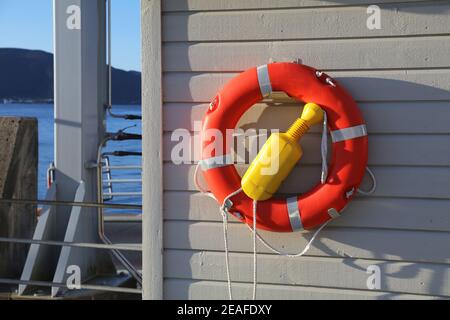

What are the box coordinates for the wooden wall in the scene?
[153,0,450,299]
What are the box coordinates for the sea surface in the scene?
[0,103,142,214]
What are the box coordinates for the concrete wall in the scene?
[0,117,37,278]
[143,0,450,299]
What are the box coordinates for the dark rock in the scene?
[0,117,38,278]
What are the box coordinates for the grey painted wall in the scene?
[145,0,450,299]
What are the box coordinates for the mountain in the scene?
[0,48,141,104]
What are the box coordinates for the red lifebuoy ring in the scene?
[200,62,368,232]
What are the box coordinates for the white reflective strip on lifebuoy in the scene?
[328,208,340,219]
[199,154,233,171]
[286,197,304,231]
[330,124,367,143]
[257,65,272,97]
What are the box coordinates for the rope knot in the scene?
[220,198,233,219]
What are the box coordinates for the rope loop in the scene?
[357,167,377,196]
[194,163,217,200]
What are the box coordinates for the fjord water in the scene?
[0,104,142,212]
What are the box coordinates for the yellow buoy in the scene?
[241,103,324,201]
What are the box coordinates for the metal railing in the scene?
[101,158,143,200]
[95,126,143,286]
[0,235,141,252]
[103,179,142,184]
[102,156,114,201]
[0,0,144,298]
[0,278,141,295]
[0,138,143,297]
[99,154,142,212]
[0,197,142,296]
[98,128,143,220]
[103,192,143,198]
[103,165,142,170]
[105,0,141,121]
[0,198,141,210]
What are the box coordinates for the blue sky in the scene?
[0,0,141,71]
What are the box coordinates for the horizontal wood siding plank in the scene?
[162,0,429,12]
[163,36,450,72]
[164,279,438,300]
[163,164,450,199]
[163,70,450,102]
[163,192,450,232]
[164,221,450,264]
[164,133,450,166]
[164,249,450,296]
[163,3,450,42]
[163,102,450,134]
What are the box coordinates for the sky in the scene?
[0,0,141,71]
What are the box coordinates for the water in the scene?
[0,103,142,214]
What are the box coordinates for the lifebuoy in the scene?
[200,62,368,232]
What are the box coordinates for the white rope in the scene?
[195,162,237,300]
[249,201,330,301]
[220,210,233,300]
[219,187,243,300]
[247,218,331,258]
[357,167,377,196]
[252,200,258,300]
[194,163,217,200]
